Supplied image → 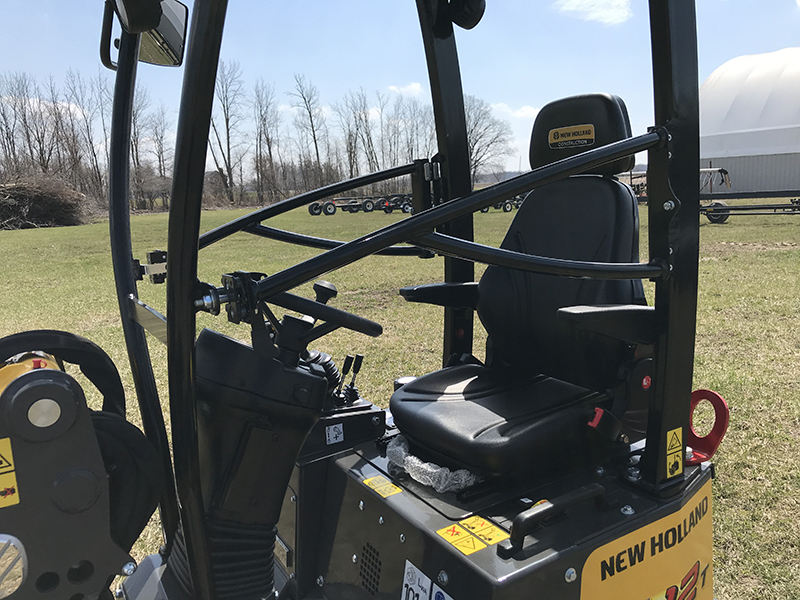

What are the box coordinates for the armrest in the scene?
[557,304,655,345]
[399,282,479,309]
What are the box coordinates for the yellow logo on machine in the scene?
[0,438,20,508]
[548,124,595,149]
[581,479,713,599]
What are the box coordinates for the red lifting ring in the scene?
[686,389,730,465]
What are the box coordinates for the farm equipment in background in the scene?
[0,2,731,600]
[307,195,415,216]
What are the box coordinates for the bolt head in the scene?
[564,567,577,583]
[437,570,449,586]
[121,562,137,576]
[621,505,635,516]
[378,516,385,525]
[626,467,642,482]
[400,534,406,543]
[372,415,381,426]
[359,501,364,511]
[316,576,325,587]
[663,200,676,211]
[352,554,358,563]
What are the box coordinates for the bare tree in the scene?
[0,74,22,177]
[129,86,151,208]
[209,60,248,204]
[252,79,282,204]
[464,94,513,184]
[289,74,328,190]
[9,73,58,174]
[145,102,173,209]
[64,70,106,205]
[332,99,360,180]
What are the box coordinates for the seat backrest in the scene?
[477,94,645,392]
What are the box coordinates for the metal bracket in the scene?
[135,250,168,284]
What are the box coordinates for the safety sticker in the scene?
[362,475,402,498]
[458,516,510,545]
[402,560,431,600]
[666,427,683,478]
[436,523,487,556]
[548,124,595,149]
[325,423,344,445]
[0,438,19,508]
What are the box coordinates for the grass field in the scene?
[0,203,797,599]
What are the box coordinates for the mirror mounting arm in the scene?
[100,0,119,71]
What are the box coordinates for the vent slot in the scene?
[359,542,381,596]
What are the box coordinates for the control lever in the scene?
[337,355,354,396]
[343,354,364,404]
[349,354,364,387]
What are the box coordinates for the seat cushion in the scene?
[389,364,604,476]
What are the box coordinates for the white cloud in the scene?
[491,103,539,121]
[554,0,633,25]
[389,82,422,96]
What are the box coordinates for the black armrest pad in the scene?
[399,282,479,309]
[557,304,655,345]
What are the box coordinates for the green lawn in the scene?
[0,204,797,599]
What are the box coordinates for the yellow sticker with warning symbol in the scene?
[458,516,510,545]
[362,475,403,498]
[436,524,487,555]
[0,438,20,508]
[666,427,683,478]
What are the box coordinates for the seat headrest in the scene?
[529,93,634,176]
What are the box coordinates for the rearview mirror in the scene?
[138,0,188,67]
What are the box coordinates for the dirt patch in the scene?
[708,241,799,254]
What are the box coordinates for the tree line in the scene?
[0,63,514,213]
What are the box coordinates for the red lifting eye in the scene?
[686,389,730,465]
[642,376,652,390]
[32,358,47,369]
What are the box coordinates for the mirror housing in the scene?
[112,0,162,34]
[139,0,188,67]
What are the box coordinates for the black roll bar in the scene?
[199,162,419,249]
[107,29,180,551]
[252,130,664,302]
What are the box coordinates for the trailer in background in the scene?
[307,194,413,216]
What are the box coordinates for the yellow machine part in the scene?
[581,478,714,599]
[0,353,61,394]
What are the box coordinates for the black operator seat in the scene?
[390,93,652,479]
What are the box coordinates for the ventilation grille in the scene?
[359,542,381,596]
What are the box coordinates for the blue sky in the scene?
[3,0,800,170]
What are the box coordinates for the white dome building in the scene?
[700,47,800,195]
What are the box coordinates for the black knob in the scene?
[313,280,338,305]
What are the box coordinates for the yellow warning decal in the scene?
[436,524,486,555]
[0,438,20,508]
[666,427,683,478]
[548,124,595,149]
[581,479,713,600]
[458,516,510,545]
[362,475,402,498]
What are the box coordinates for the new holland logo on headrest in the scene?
[548,124,595,149]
